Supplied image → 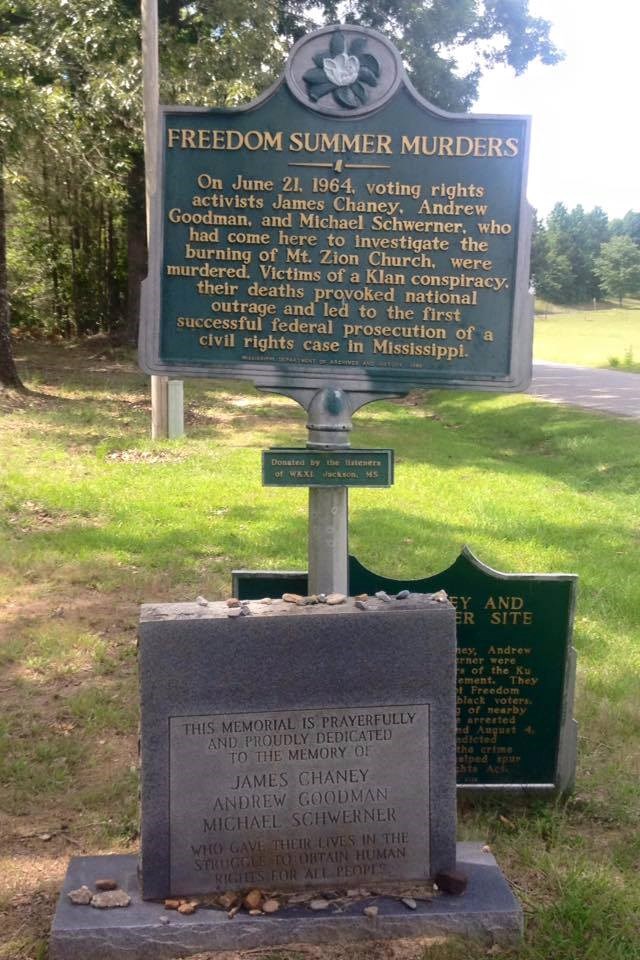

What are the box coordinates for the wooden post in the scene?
[141,0,184,439]
[151,373,168,439]
[167,379,184,439]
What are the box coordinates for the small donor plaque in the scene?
[262,448,394,487]
[169,704,430,895]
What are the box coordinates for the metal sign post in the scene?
[272,386,400,595]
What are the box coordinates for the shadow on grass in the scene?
[12,381,640,502]
[9,374,305,452]
[352,392,640,493]
[5,495,639,640]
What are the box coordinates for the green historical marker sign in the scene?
[232,548,578,793]
[262,448,394,487]
[139,24,533,396]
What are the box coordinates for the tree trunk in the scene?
[0,155,25,391]
[106,204,120,333]
[68,172,79,337]
[42,159,64,333]
[123,150,147,345]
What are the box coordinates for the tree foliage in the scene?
[610,210,640,247]
[594,236,640,305]
[279,0,561,110]
[532,204,640,305]
[0,145,24,388]
[1,0,141,341]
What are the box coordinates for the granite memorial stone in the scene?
[138,594,457,899]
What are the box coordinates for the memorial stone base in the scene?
[50,843,523,960]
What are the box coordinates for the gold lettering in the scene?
[401,135,520,158]
[287,132,393,154]
[166,129,283,151]
[182,128,196,149]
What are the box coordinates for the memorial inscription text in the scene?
[169,704,430,894]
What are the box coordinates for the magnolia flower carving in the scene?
[303,30,380,109]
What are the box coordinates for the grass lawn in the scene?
[1,339,640,960]
[534,299,640,370]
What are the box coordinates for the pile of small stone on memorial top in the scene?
[160,872,467,919]
[164,886,416,918]
[216,588,449,617]
[67,879,131,909]
[67,872,467,918]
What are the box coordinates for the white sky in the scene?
[470,0,640,220]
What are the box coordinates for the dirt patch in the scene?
[105,448,186,463]
[178,938,449,960]
[0,887,57,960]
[0,386,30,413]
[0,583,139,646]
[185,404,220,426]
[0,580,140,829]
[5,501,105,535]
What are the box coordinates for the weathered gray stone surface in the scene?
[138,595,457,899]
[50,845,523,959]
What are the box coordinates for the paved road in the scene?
[527,361,640,419]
